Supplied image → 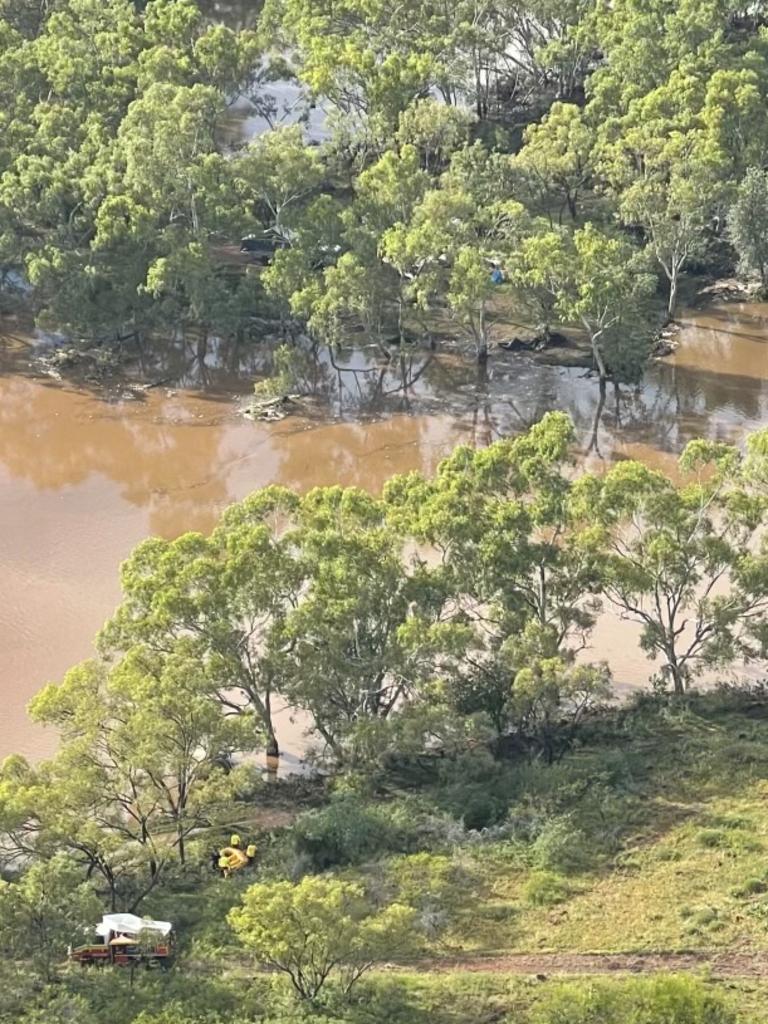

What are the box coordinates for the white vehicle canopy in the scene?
[96,914,173,940]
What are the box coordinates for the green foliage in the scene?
[27,646,254,891]
[515,103,595,222]
[0,855,101,981]
[0,0,763,367]
[396,99,473,172]
[531,817,595,875]
[522,870,571,906]
[530,975,735,1024]
[728,167,768,290]
[292,798,423,870]
[573,446,768,695]
[0,0,265,335]
[436,782,508,831]
[229,875,419,1001]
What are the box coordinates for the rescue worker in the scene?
[246,843,257,864]
[218,853,230,879]
[230,833,241,848]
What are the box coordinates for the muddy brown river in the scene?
[1,303,767,763]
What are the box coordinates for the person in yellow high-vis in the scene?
[230,833,241,848]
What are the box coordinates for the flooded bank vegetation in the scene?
[5,2,768,1023]
[2,0,768,386]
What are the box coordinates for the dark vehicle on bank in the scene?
[239,231,344,270]
[239,233,289,265]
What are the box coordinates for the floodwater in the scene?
[1,304,767,764]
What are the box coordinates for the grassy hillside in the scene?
[21,687,768,1024]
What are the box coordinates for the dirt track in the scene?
[414,950,768,978]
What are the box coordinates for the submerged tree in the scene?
[512,224,655,381]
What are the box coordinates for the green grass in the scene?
[58,690,768,1024]
[350,973,768,1024]
[178,692,768,961]
[354,692,768,958]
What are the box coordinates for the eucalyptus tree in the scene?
[514,102,595,222]
[31,647,253,866]
[233,124,324,241]
[230,876,417,1001]
[384,412,607,735]
[283,144,431,349]
[378,161,526,360]
[275,487,445,762]
[573,441,768,695]
[0,645,252,910]
[0,0,265,334]
[513,223,656,381]
[100,486,303,757]
[262,0,439,133]
[728,168,768,291]
[0,856,100,982]
[396,98,473,173]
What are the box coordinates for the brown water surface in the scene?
[1,303,767,762]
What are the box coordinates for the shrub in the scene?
[696,828,762,853]
[691,907,718,927]
[731,877,768,898]
[697,829,727,848]
[531,817,594,875]
[371,852,480,937]
[704,814,752,831]
[531,975,735,1024]
[434,781,510,831]
[522,870,571,906]
[292,798,422,870]
[655,846,683,862]
[229,876,419,1002]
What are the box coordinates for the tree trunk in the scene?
[477,306,488,363]
[586,377,606,455]
[667,270,679,319]
[590,333,607,381]
[666,652,686,695]
[265,725,279,759]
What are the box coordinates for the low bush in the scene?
[731,877,768,898]
[522,871,571,906]
[292,797,423,870]
[697,829,727,848]
[435,782,509,831]
[530,974,735,1024]
[531,818,595,875]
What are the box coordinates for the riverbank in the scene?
[62,687,768,1024]
[2,301,768,763]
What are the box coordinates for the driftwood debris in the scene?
[245,393,307,422]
